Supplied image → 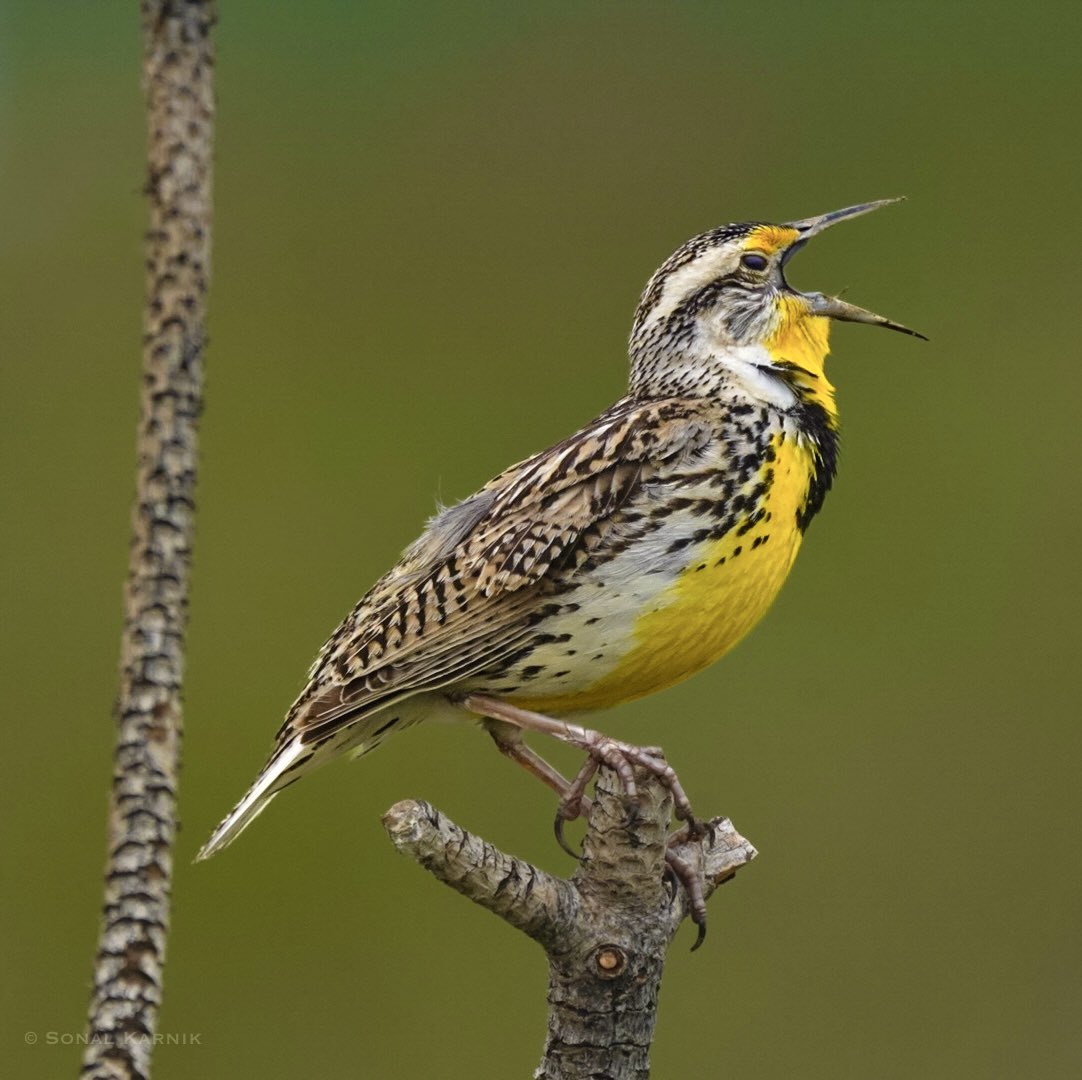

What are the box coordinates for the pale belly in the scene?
[503,434,815,714]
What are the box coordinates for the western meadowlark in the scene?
[198,199,921,927]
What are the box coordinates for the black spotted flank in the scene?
[793,399,839,532]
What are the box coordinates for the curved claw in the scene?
[690,919,707,952]
[553,813,582,860]
[665,846,709,952]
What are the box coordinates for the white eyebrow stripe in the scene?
[648,248,739,326]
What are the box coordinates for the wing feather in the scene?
[278,397,714,745]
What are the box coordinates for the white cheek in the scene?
[714,344,799,409]
[696,307,737,350]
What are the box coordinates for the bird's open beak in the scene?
[786,198,904,240]
[783,199,927,340]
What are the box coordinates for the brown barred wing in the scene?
[278,399,713,745]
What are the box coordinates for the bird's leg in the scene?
[558,756,599,837]
[464,693,703,835]
[482,718,591,857]
[483,718,579,801]
[467,694,711,947]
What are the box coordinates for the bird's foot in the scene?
[466,693,706,846]
[556,729,701,835]
[555,744,711,950]
[552,736,714,883]
[466,695,711,947]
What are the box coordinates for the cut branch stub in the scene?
[383,762,756,1079]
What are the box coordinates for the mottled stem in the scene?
[384,766,756,1078]
[81,4,214,1078]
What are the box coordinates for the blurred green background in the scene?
[3,2,1080,1076]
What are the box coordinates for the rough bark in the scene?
[384,765,756,1079]
[81,4,214,1078]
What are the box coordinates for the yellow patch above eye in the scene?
[744,225,800,256]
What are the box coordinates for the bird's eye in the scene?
[741,252,769,272]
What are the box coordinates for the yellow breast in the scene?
[514,435,816,714]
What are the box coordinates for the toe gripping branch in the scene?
[552,740,720,949]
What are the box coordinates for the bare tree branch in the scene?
[81,4,214,1077]
[384,764,756,1079]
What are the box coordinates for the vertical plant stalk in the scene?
[82,4,214,1078]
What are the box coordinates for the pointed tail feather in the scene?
[195,740,309,861]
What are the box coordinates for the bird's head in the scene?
[628,199,923,410]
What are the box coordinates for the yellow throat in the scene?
[511,311,838,715]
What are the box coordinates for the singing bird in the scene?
[198,199,922,877]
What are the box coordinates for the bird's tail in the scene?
[195,739,309,861]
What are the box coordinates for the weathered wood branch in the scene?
[82,4,214,1078]
[384,764,756,1079]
